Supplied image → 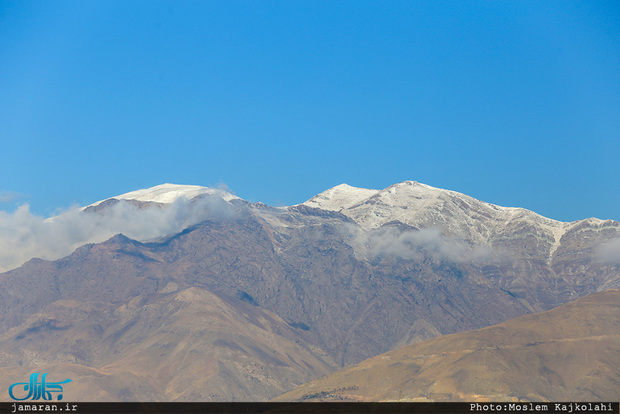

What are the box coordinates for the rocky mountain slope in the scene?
[0,279,335,401]
[1,181,618,401]
[275,289,620,402]
[304,181,620,307]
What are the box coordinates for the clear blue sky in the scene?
[1,1,618,222]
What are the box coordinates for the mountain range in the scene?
[0,181,618,401]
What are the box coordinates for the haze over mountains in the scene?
[1,181,618,401]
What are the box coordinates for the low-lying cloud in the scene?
[358,226,493,263]
[0,195,235,273]
[595,237,620,264]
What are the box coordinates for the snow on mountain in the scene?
[88,183,239,208]
[302,180,568,248]
[302,181,554,227]
[300,181,620,269]
[0,184,241,273]
[302,184,379,212]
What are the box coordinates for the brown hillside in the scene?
[0,286,336,401]
[275,289,620,402]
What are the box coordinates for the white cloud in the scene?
[595,237,620,264]
[0,196,236,273]
[358,226,493,263]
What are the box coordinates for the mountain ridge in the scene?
[0,180,618,401]
[302,181,619,272]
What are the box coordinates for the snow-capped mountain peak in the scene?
[89,183,239,208]
[301,180,570,248]
[301,183,379,212]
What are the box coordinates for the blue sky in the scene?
[1,1,618,222]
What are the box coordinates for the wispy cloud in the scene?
[0,195,236,273]
[595,237,620,264]
[354,226,493,263]
[0,190,28,203]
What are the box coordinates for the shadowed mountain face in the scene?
[275,289,620,402]
[1,182,619,401]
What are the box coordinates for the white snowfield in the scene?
[88,183,240,207]
[302,183,380,212]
